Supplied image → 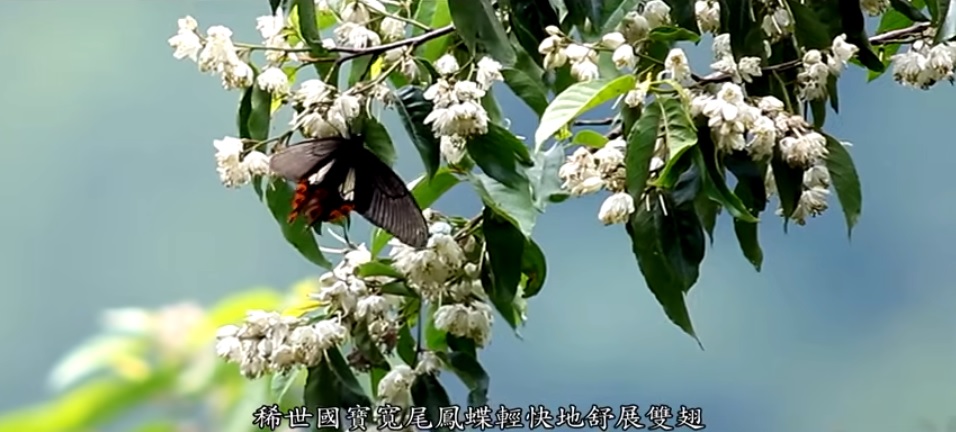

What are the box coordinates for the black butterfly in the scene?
[269,136,429,249]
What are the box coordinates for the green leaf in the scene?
[694,194,720,243]
[732,182,764,271]
[469,173,538,237]
[625,186,703,346]
[263,178,334,269]
[397,324,417,365]
[481,92,506,126]
[423,301,449,352]
[442,350,490,407]
[237,73,272,142]
[449,0,516,65]
[600,0,642,34]
[295,0,322,51]
[355,260,405,279]
[362,116,397,166]
[649,95,699,186]
[370,168,461,255]
[564,0,601,31]
[520,238,547,298]
[693,127,759,222]
[482,206,526,325]
[868,11,911,81]
[535,75,636,147]
[890,0,931,21]
[502,67,550,116]
[394,85,442,179]
[527,143,569,210]
[418,0,453,61]
[625,100,664,199]
[784,0,832,49]
[303,347,372,432]
[270,369,302,401]
[380,281,419,297]
[410,374,453,432]
[648,26,702,43]
[809,98,827,128]
[936,0,956,42]
[823,134,863,238]
[48,335,144,391]
[836,0,885,72]
[479,253,522,329]
[466,123,533,190]
[573,129,610,148]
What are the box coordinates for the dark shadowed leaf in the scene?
[732,182,764,271]
[466,124,533,190]
[263,179,333,269]
[237,73,272,141]
[890,0,930,21]
[481,92,506,126]
[785,0,832,49]
[380,281,418,297]
[469,173,538,237]
[648,26,702,43]
[693,128,759,222]
[625,186,703,346]
[720,0,765,57]
[810,98,827,128]
[303,348,371,431]
[480,253,522,329]
[362,117,396,166]
[695,195,720,243]
[835,0,885,71]
[770,148,804,225]
[650,95,699,185]
[394,86,442,179]
[410,374,452,432]
[827,74,840,113]
[663,0,702,33]
[509,0,561,64]
[397,324,417,366]
[600,0,642,34]
[625,100,664,199]
[527,143,569,210]
[564,0,601,31]
[482,206,526,326]
[502,67,550,116]
[823,134,863,238]
[449,0,516,65]
[442,349,490,407]
[520,238,547,298]
[369,168,460,255]
[535,75,636,146]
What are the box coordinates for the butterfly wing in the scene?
[352,147,429,248]
[269,137,346,181]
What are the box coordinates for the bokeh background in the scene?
[1,1,954,431]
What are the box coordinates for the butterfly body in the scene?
[270,136,429,249]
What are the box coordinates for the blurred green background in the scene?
[1,1,954,431]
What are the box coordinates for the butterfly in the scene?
[268,136,429,249]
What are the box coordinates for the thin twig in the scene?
[301,25,455,66]
[573,117,615,126]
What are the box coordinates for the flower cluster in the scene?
[168,16,254,90]
[213,136,272,188]
[558,139,644,226]
[423,55,503,165]
[388,218,496,347]
[537,1,673,82]
[891,39,956,89]
[796,35,858,101]
[710,34,764,85]
[290,79,367,139]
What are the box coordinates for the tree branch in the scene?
[300,25,456,65]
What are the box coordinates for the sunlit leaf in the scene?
[535,75,636,147]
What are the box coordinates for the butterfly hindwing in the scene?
[352,147,429,248]
[269,137,346,181]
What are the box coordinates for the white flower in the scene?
[294,111,340,138]
[598,192,635,225]
[294,79,334,107]
[624,80,650,108]
[538,35,560,54]
[713,34,732,57]
[377,365,415,404]
[601,32,627,49]
[355,295,390,319]
[198,26,240,73]
[643,0,672,28]
[168,16,202,61]
[758,96,785,113]
[695,0,720,34]
[215,336,242,360]
[778,132,828,168]
[213,136,250,188]
[256,67,290,94]
[619,12,650,42]
[613,45,637,69]
[797,50,830,100]
[747,115,776,160]
[242,151,272,177]
[571,60,600,81]
[440,135,468,165]
[737,57,763,83]
[475,57,504,89]
[762,8,793,41]
[860,0,889,15]
[564,44,594,63]
[435,54,460,76]
[256,11,285,40]
[415,351,443,375]
[327,94,362,135]
[433,302,494,346]
[221,61,255,90]
[379,17,406,41]
[334,22,381,49]
[664,48,692,82]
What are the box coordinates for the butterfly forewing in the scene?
[269,137,345,181]
[353,147,429,248]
